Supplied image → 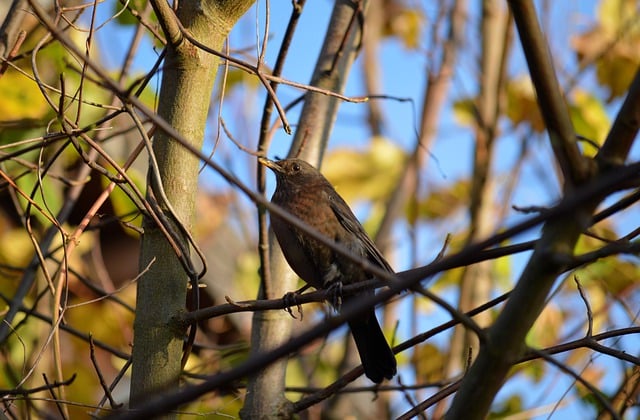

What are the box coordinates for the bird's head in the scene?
[259,157,327,189]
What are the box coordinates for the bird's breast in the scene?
[271,188,344,288]
[273,189,336,237]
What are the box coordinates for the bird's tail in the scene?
[348,310,397,383]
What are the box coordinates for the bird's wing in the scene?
[328,191,395,274]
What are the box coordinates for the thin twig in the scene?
[0,374,76,397]
[42,373,68,420]
[0,29,26,76]
[89,336,122,409]
[530,348,619,419]
[574,275,593,337]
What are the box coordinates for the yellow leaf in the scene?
[0,71,49,120]
[505,77,545,132]
[223,68,260,92]
[412,343,445,383]
[0,228,34,277]
[413,179,470,220]
[323,137,406,204]
[595,54,639,99]
[390,9,424,49]
[572,257,638,296]
[599,0,640,34]
[571,0,640,99]
[452,98,476,127]
[526,303,563,348]
[569,90,610,156]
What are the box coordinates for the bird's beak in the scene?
[258,157,284,173]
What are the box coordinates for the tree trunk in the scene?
[130,0,254,413]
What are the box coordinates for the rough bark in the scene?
[130,0,254,413]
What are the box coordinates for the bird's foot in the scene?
[283,292,303,320]
[282,284,309,320]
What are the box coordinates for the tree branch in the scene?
[509,0,589,187]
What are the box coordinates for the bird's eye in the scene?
[292,163,301,172]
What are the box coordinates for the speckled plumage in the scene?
[261,157,397,383]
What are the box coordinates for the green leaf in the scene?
[113,0,150,26]
[518,359,547,384]
[488,394,524,418]
[101,168,145,231]
[15,171,63,227]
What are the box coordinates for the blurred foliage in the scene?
[15,170,63,226]
[456,80,611,144]
[526,303,563,349]
[0,71,50,120]
[505,77,547,132]
[323,137,405,235]
[488,394,524,419]
[0,228,35,280]
[575,365,606,399]
[572,0,640,100]
[323,136,406,203]
[384,8,424,49]
[516,359,547,384]
[101,167,145,231]
[222,68,261,93]
[411,179,470,221]
[0,0,638,418]
[570,223,639,296]
[412,342,445,383]
[113,0,150,26]
[569,90,610,156]
[373,0,425,49]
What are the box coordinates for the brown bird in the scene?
[260,157,397,383]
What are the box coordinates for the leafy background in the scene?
[0,0,639,418]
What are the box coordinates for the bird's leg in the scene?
[325,281,343,310]
[282,284,309,320]
[323,263,343,310]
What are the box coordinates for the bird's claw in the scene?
[283,291,303,320]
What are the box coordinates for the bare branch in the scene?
[508,0,590,187]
